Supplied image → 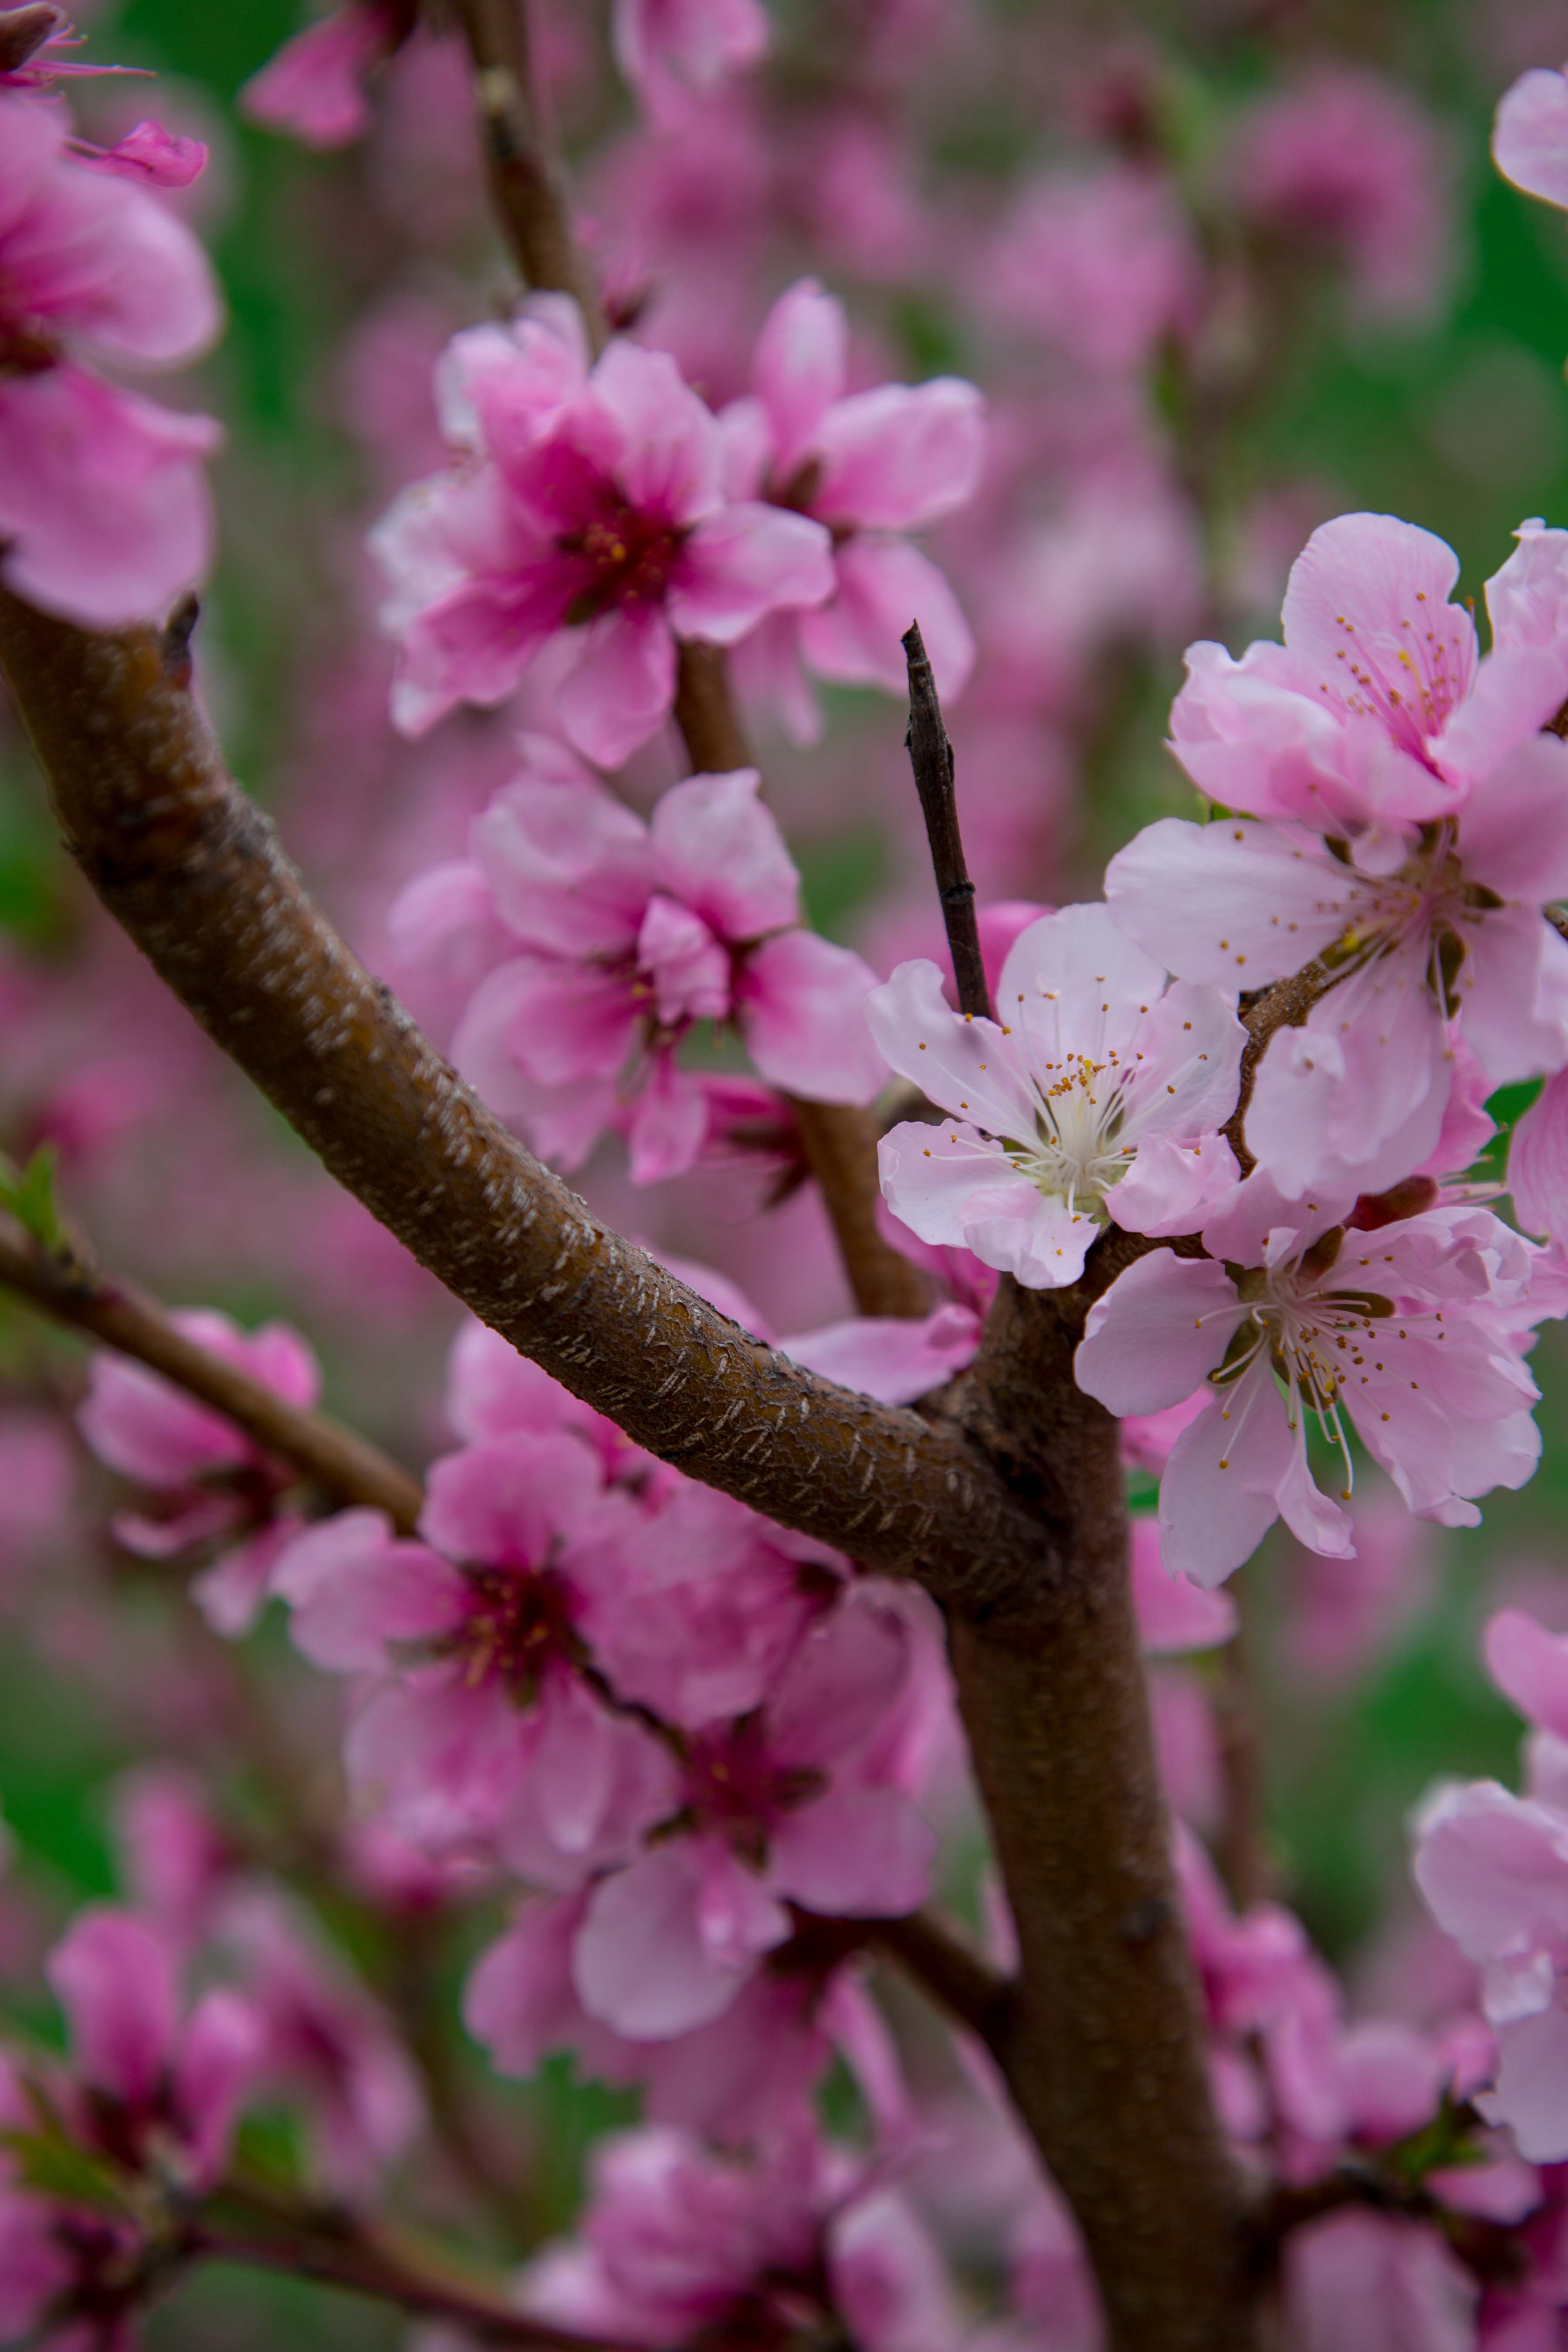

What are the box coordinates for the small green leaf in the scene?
[0,2126,136,2213]
[0,1143,62,1249]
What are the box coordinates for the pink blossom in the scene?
[519,2119,955,2352]
[1108,518,1568,1193]
[720,278,983,735]
[43,1906,262,2186]
[273,1439,675,1875]
[1495,62,1568,212]
[0,90,221,627]
[1229,68,1450,317]
[1282,2209,1478,2352]
[868,904,1244,1289]
[612,0,769,131]
[111,1766,230,1950]
[394,761,884,1181]
[238,3,402,149]
[78,1309,320,1637]
[371,299,833,761]
[1077,1174,1543,1584]
[571,1588,938,2036]
[1510,1069,1568,1246]
[983,165,1198,375]
[214,1888,422,2194]
[70,120,208,189]
[1129,1518,1237,1655]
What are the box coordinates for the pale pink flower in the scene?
[396,761,884,1181]
[1077,1174,1543,1584]
[1495,61,1568,213]
[612,0,769,130]
[1109,515,1568,1194]
[272,1438,675,1875]
[0,89,221,626]
[868,904,1244,1289]
[44,1906,262,2187]
[571,1588,938,2037]
[519,2120,956,2352]
[464,1888,843,2138]
[1229,68,1450,317]
[78,1309,320,1636]
[239,2,404,149]
[721,278,983,738]
[371,299,833,762]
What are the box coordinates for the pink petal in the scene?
[781,1302,980,1405]
[173,1989,264,2185]
[1494,66,1568,210]
[769,1592,910,1769]
[574,1845,781,2036]
[389,576,557,739]
[799,534,974,699]
[1105,816,1351,991]
[0,368,217,630]
[555,606,677,768]
[1509,1067,1568,1244]
[420,1432,606,1570]
[812,378,985,532]
[1485,2006,1568,2163]
[627,1051,711,1183]
[1075,1250,1241,1417]
[1485,1609,1568,1741]
[670,503,834,643]
[737,930,885,1102]
[1155,1363,1296,1587]
[1281,512,1477,746]
[272,1509,466,1673]
[876,1119,1041,1251]
[752,277,846,479]
[1129,1518,1238,1653]
[475,775,653,958]
[864,957,1033,1130]
[586,339,722,524]
[47,1906,178,2105]
[768,1785,935,1916]
[75,121,208,190]
[238,4,389,149]
[649,768,800,940]
[637,893,730,1025]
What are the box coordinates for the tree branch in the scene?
[0,591,1049,1618]
[902,623,991,1022]
[871,1909,1013,2055]
[444,0,601,338]
[0,1208,424,1533]
[193,2184,627,2348]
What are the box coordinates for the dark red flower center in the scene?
[557,497,684,624]
[451,1564,580,1700]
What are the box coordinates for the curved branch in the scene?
[0,591,1050,1618]
[0,1209,424,1532]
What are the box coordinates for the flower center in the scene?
[682,1723,823,1865]
[558,499,684,623]
[1005,1051,1136,1217]
[447,1564,579,1701]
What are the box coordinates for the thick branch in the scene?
[902,623,991,1022]
[444,0,600,337]
[950,1275,1256,2351]
[0,1211,424,1533]
[0,592,1050,1617]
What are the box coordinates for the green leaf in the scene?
[0,1143,62,1249]
[0,2126,136,2213]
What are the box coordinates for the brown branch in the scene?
[902,623,991,1023]
[786,1096,933,1319]
[1223,958,1330,1175]
[949,1273,1256,2350]
[672,640,753,772]
[444,0,601,338]
[0,592,1048,1618]
[193,2187,627,2348]
[0,1209,424,1533]
[870,1909,1013,2055]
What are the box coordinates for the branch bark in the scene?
[0,592,1045,1616]
[444,0,601,337]
[0,1210,424,1533]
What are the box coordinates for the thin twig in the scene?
[902,623,992,1023]
[193,2187,627,2348]
[786,1097,933,1319]
[872,1909,1014,2055]
[0,1210,424,1533]
[444,0,601,339]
